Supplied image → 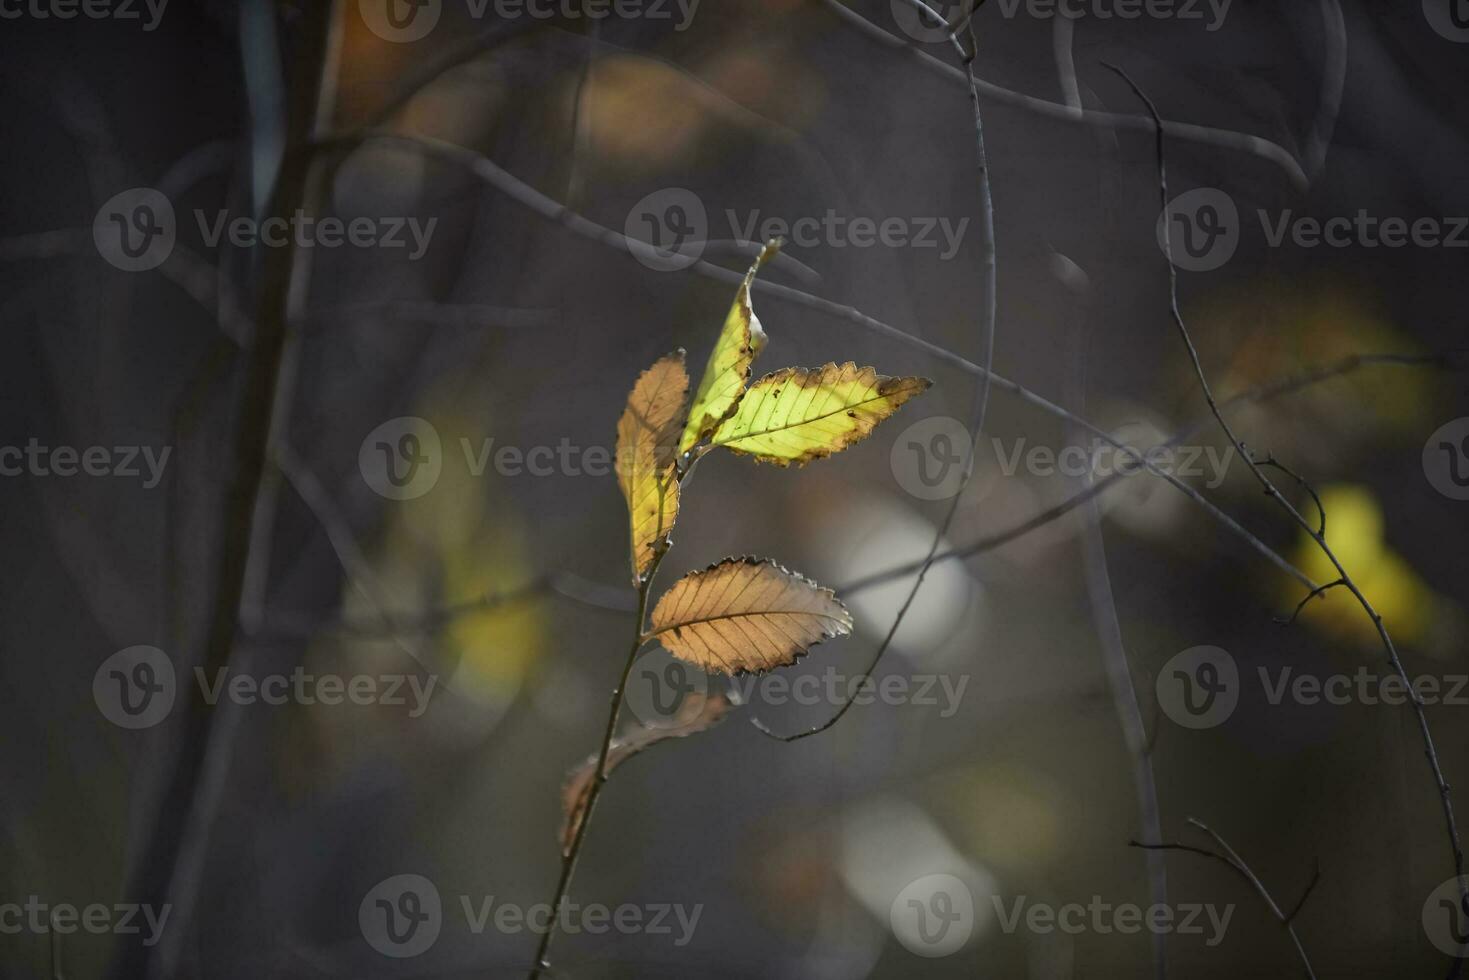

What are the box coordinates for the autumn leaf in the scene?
[678,242,781,454]
[648,557,852,674]
[707,361,930,466]
[616,352,690,585]
[560,691,732,855]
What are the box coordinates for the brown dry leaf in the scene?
[709,361,931,466]
[648,557,852,674]
[559,691,732,855]
[615,352,689,585]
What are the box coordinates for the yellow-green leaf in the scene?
[649,557,852,674]
[678,242,781,453]
[615,352,689,585]
[707,361,930,466]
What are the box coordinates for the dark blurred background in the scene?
[2,1,1467,977]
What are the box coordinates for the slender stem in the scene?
[754,24,998,742]
[1131,818,1319,980]
[1107,62,1465,978]
[526,545,667,979]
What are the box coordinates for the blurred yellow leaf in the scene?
[1287,485,1439,649]
[709,362,930,466]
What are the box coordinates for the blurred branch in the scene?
[1108,61,1465,980]
[110,4,344,977]
[1303,0,1347,181]
[836,350,1464,597]
[304,300,559,330]
[1132,818,1319,979]
[283,348,1463,642]
[0,231,250,345]
[320,129,1314,590]
[816,0,1312,187]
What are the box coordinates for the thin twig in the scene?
[755,18,999,741]
[1132,817,1319,979]
[1106,60,1466,978]
[526,545,669,978]
[815,0,1310,187]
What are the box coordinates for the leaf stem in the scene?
[527,544,667,979]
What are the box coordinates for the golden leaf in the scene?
[649,557,852,674]
[678,243,780,453]
[560,691,732,855]
[616,352,690,585]
[708,362,931,466]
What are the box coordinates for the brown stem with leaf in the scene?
[526,542,668,979]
